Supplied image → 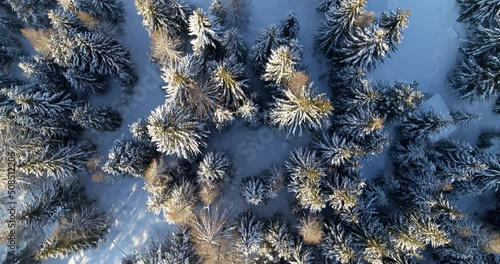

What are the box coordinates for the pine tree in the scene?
[263,45,302,85]
[378,8,410,52]
[314,132,362,167]
[212,105,235,131]
[71,0,125,23]
[35,202,109,261]
[188,8,223,57]
[102,137,157,177]
[71,104,122,131]
[197,151,233,187]
[63,68,109,95]
[13,180,84,231]
[450,54,499,101]
[240,175,270,205]
[321,223,358,263]
[234,210,264,257]
[129,118,151,141]
[457,0,500,26]
[164,228,199,263]
[286,148,328,212]
[337,109,385,140]
[315,0,368,57]
[237,99,262,129]
[269,83,333,137]
[378,81,424,122]
[222,28,247,62]
[17,141,96,179]
[210,56,250,108]
[134,0,193,36]
[279,12,300,40]
[225,0,251,31]
[249,25,287,74]
[335,78,380,113]
[450,110,482,127]
[161,54,201,104]
[209,0,226,25]
[263,216,295,261]
[398,109,453,141]
[334,24,390,70]
[290,240,315,264]
[147,104,209,159]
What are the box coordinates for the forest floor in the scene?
[49,0,499,263]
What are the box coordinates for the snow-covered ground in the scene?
[48,0,499,263]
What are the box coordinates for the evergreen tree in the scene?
[3,0,57,26]
[163,179,198,224]
[188,8,223,57]
[161,54,201,105]
[316,0,339,12]
[263,45,302,85]
[35,203,109,261]
[197,151,233,187]
[464,25,499,58]
[164,228,199,263]
[378,8,411,52]
[209,0,226,25]
[0,33,24,69]
[17,141,96,179]
[225,0,251,31]
[150,28,184,66]
[334,23,390,70]
[279,12,300,40]
[240,175,270,205]
[236,99,262,129]
[103,137,157,177]
[71,104,122,131]
[210,56,250,108]
[222,28,247,62]
[71,0,125,24]
[298,214,324,245]
[263,216,295,261]
[18,57,67,92]
[337,109,385,140]
[63,68,109,95]
[398,109,453,141]
[249,25,287,74]
[286,148,328,212]
[130,118,151,141]
[450,54,499,101]
[48,9,87,34]
[134,0,193,36]
[450,110,482,127]
[457,0,500,26]
[314,132,362,167]
[269,83,333,137]
[234,210,264,257]
[315,0,367,57]
[147,104,209,159]
[378,81,423,122]
[335,78,380,113]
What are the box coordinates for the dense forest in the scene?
[0,0,498,263]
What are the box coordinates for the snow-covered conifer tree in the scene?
[240,175,270,205]
[334,24,390,70]
[135,0,193,36]
[237,99,262,129]
[103,137,157,177]
[209,0,226,25]
[210,56,250,108]
[3,0,56,26]
[398,109,452,141]
[197,151,233,187]
[464,25,499,57]
[269,83,333,137]
[188,8,223,57]
[164,228,199,263]
[71,104,122,131]
[18,57,67,92]
[378,8,410,51]
[457,0,500,26]
[234,210,264,257]
[48,9,86,34]
[315,0,367,57]
[147,104,208,159]
[321,223,358,263]
[450,54,499,101]
[249,25,287,74]
[263,45,302,85]
[335,79,380,113]
[298,214,324,245]
[161,54,202,105]
[263,216,295,261]
[150,29,183,65]
[337,109,385,140]
[222,28,247,62]
[286,148,328,212]
[314,132,362,167]
[129,118,150,141]
[71,0,124,23]
[163,179,198,224]
[63,68,109,95]
[225,0,251,31]
[450,110,482,127]
[279,12,300,40]
[0,33,24,69]
[316,0,339,12]
[378,81,423,122]
[35,202,109,261]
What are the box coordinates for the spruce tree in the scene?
[334,24,390,70]
[378,8,411,52]
[210,56,250,108]
[222,28,247,62]
[236,99,262,129]
[71,0,125,24]
[63,68,109,95]
[209,0,226,25]
[249,25,287,74]
[225,0,251,31]
[269,83,333,137]
[464,25,499,58]
[135,0,193,36]
[450,54,499,101]
[240,175,270,205]
[263,216,295,261]
[337,109,385,140]
[3,0,57,27]
[335,78,380,113]
[315,0,367,57]
[164,228,199,263]
[457,0,500,26]
[147,104,209,159]
[18,57,67,93]
[35,202,109,261]
[314,132,362,167]
[48,9,87,34]
[234,210,264,257]
[450,110,482,127]
[0,33,24,69]
[197,151,233,188]
[263,45,302,85]
[279,12,300,40]
[286,148,328,212]
[398,109,453,141]
[71,104,122,131]
[378,81,423,122]
[102,137,157,177]
[317,0,339,12]
[188,8,223,57]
